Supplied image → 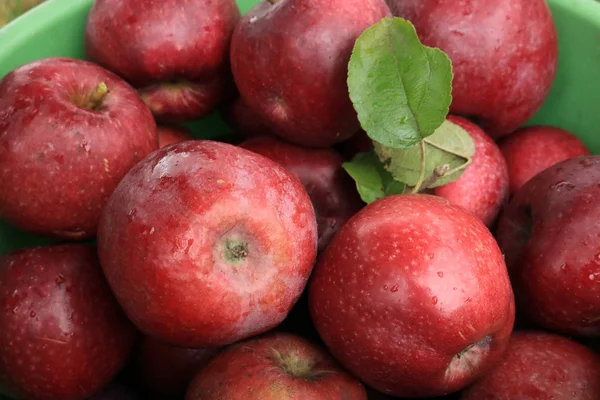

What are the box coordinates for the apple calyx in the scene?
[79,82,109,111]
[224,240,249,263]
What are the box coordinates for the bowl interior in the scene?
[0,0,599,255]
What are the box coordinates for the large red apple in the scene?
[230,0,391,147]
[499,125,591,195]
[496,155,600,337]
[433,116,509,227]
[0,244,137,400]
[0,57,157,239]
[185,332,367,400]
[386,0,558,138]
[85,0,240,123]
[135,336,217,398]
[461,331,600,399]
[97,140,318,348]
[241,136,363,252]
[309,194,515,397]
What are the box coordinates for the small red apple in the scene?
[85,0,240,123]
[185,332,367,400]
[241,136,363,252]
[230,0,392,147]
[496,155,600,337]
[97,140,318,348]
[135,336,217,398]
[157,125,194,148]
[0,57,157,240]
[309,194,515,397]
[433,116,509,227]
[386,0,558,138]
[221,97,275,139]
[461,331,600,400]
[0,244,137,400]
[499,125,591,195]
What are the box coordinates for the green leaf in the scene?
[374,119,475,192]
[342,151,406,204]
[347,17,453,149]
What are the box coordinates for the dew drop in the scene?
[550,180,575,191]
[383,285,388,290]
[12,307,19,314]
[432,296,438,305]
[82,142,90,153]
[437,271,444,278]
[560,264,568,272]
[391,285,399,292]
[29,311,36,318]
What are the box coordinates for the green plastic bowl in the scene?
[1,0,599,253]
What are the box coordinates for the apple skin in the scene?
[496,155,600,337]
[0,57,158,240]
[499,125,591,195]
[461,331,600,400]
[386,0,558,138]
[135,336,217,398]
[221,97,275,139]
[0,244,137,400]
[97,140,318,348]
[185,332,367,400]
[85,0,240,123]
[230,0,392,147]
[309,194,515,397]
[157,125,194,148]
[241,136,363,252]
[433,116,509,227]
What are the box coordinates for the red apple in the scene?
[499,125,591,195]
[309,194,515,397]
[230,0,392,147]
[97,140,318,348]
[386,0,558,138]
[85,0,240,123]
[135,336,217,398]
[241,136,363,252]
[433,116,509,227]
[185,332,367,400]
[0,244,137,400]
[496,155,600,337]
[221,97,275,139]
[157,125,194,148]
[461,331,600,400]
[0,57,157,240]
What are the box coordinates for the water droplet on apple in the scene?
[29,311,36,318]
[560,263,568,272]
[550,180,575,191]
[427,253,435,260]
[12,307,19,314]
[437,271,444,278]
[67,313,73,320]
[431,296,438,305]
[391,285,399,292]
[82,142,90,153]
[383,285,388,290]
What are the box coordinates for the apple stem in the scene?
[412,164,450,193]
[83,82,109,110]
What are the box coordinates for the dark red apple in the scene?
[157,125,194,148]
[496,155,600,337]
[499,125,591,195]
[135,336,217,398]
[241,136,363,252]
[386,0,558,138]
[97,140,318,348]
[0,57,157,240]
[461,331,600,400]
[309,194,515,397]
[221,97,274,139]
[85,0,240,123]
[230,0,392,147]
[335,130,373,160]
[433,116,509,227]
[0,244,137,400]
[185,332,367,400]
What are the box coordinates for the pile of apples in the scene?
[0,0,599,399]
